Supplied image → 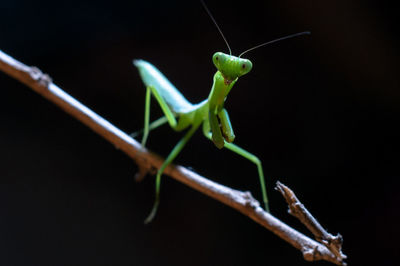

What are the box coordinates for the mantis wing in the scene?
[134,60,195,114]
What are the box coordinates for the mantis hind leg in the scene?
[140,85,178,147]
[130,116,169,139]
[144,123,201,223]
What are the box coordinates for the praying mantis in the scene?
[133,2,309,223]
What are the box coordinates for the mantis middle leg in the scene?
[223,142,269,212]
[145,122,201,223]
[203,108,269,212]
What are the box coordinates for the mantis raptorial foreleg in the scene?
[145,122,201,224]
[209,112,224,149]
[208,108,236,149]
[218,108,235,143]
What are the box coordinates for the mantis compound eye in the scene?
[238,59,252,76]
[213,52,226,69]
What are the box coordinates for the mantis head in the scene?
[202,0,309,83]
[213,52,252,82]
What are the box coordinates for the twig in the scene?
[0,49,346,265]
[276,181,347,262]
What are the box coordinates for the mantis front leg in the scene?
[208,108,235,149]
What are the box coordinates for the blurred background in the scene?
[1,0,399,265]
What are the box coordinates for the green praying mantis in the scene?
[132,2,310,223]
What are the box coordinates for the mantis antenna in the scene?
[239,31,311,58]
[201,0,232,55]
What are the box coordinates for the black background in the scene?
[1,1,399,265]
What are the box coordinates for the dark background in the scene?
[1,1,399,265]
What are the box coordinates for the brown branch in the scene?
[0,49,346,265]
[276,181,347,262]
